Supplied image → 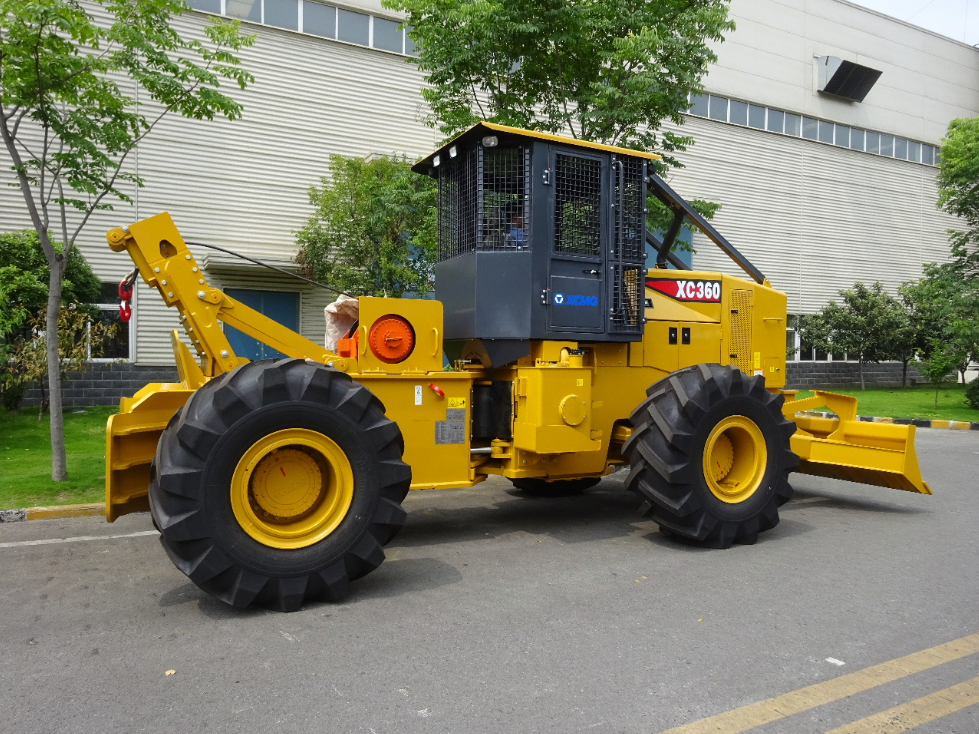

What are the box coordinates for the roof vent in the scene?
[817,56,882,102]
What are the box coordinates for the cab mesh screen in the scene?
[479,147,529,251]
[437,147,478,261]
[554,154,602,256]
[609,155,647,333]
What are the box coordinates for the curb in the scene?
[0,503,106,524]
[799,411,979,431]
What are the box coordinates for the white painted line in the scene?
[826,657,846,666]
[0,530,159,549]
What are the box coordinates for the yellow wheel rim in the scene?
[230,428,354,549]
[702,416,767,504]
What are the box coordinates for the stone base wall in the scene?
[9,359,936,409]
[21,363,180,408]
[786,361,924,389]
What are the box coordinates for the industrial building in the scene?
[1,0,977,400]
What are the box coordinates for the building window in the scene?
[92,282,131,361]
[338,8,369,45]
[686,93,939,166]
[785,113,801,136]
[302,0,335,37]
[373,16,403,53]
[186,0,417,56]
[767,108,784,133]
[850,128,865,151]
[817,119,834,144]
[729,99,748,126]
[264,0,298,29]
[802,117,818,140]
[226,0,261,22]
[689,93,709,117]
[708,95,728,121]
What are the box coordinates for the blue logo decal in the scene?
[553,293,598,306]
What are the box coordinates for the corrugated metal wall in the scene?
[0,2,968,366]
[661,116,958,315]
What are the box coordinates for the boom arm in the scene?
[106,212,339,376]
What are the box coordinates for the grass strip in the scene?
[0,407,116,510]
[795,383,979,423]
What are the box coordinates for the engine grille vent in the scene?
[729,289,753,374]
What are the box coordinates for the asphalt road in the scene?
[1,428,977,734]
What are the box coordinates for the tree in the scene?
[917,338,963,409]
[797,282,909,391]
[385,0,735,169]
[0,0,254,480]
[937,117,979,276]
[7,306,115,417]
[0,229,101,331]
[902,262,979,385]
[295,154,438,298]
[0,229,101,410]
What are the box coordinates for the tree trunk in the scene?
[46,266,67,481]
[934,382,940,408]
[859,356,865,391]
[901,359,908,388]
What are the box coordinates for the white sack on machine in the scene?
[324,294,359,352]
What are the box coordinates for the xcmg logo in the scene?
[553,293,599,306]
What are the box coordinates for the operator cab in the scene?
[413,122,660,366]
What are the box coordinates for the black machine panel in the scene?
[430,127,648,358]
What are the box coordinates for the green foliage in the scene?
[296,154,438,298]
[964,378,979,410]
[901,262,979,378]
[385,0,734,168]
[0,0,255,234]
[0,230,100,335]
[937,117,979,266]
[5,307,116,416]
[798,283,909,389]
[918,339,962,408]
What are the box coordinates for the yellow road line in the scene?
[825,675,979,734]
[657,633,979,734]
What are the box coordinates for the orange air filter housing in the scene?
[368,315,415,364]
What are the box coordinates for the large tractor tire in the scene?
[623,363,797,548]
[148,359,411,612]
[509,477,601,497]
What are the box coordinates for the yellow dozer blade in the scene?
[783,391,932,495]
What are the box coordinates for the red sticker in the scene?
[646,278,722,303]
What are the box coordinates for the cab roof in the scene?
[411,121,662,175]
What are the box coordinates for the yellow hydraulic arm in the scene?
[106,212,345,379]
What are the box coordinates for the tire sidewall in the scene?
[688,393,785,522]
[198,401,380,577]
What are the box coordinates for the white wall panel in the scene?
[663,116,959,315]
[707,0,979,144]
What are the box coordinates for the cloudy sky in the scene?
[847,0,978,45]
